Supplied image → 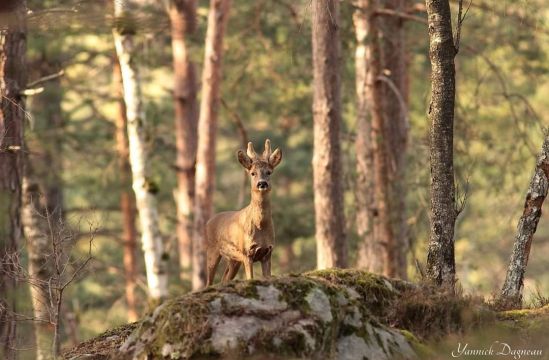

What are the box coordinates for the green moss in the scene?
[400,330,433,359]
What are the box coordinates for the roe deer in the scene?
[205,139,282,286]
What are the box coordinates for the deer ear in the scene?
[269,148,282,168]
[237,150,252,170]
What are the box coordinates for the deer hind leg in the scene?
[206,250,222,287]
[222,260,241,284]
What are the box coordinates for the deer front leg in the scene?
[261,245,273,278]
[243,257,254,280]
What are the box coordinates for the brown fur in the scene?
[205,139,282,286]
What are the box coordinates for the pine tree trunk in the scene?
[113,0,169,300]
[353,0,380,273]
[193,0,231,290]
[113,57,139,321]
[380,0,409,279]
[311,0,347,269]
[352,0,395,276]
[499,134,549,307]
[0,2,26,358]
[425,0,457,289]
[168,0,198,282]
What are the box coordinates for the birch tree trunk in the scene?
[193,0,231,290]
[113,0,168,300]
[21,166,54,360]
[312,0,348,269]
[499,134,549,307]
[167,0,198,282]
[380,0,410,279]
[113,57,139,321]
[0,2,26,358]
[425,0,457,289]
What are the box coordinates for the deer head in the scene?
[237,139,282,193]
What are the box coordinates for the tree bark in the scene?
[193,0,231,290]
[167,0,198,282]
[311,0,348,269]
[499,134,549,307]
[113,0,169,300]
[425,0,457,289]
[353,0,380,273]
[113,57,139,321]
[21,166,54,360]
[0,2,26,358]
[352,0,395,276]
[380,0,410,279]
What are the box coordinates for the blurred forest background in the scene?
[1,0,548,357]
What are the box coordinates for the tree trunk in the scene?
[193,0,231,290]
[425,0,457,289]
[352,0,395,276]
[311,0,347,269]
[353,0,380,273]
[380,0,410,279]
[0,2,26,358]
[113,57,139,321]
[21,166,54,360]
[113,0,169,300]
[499,134,549,307]
[167,0,198,282]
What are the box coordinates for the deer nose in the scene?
[257,181,268,190]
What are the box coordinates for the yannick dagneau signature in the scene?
[451,342,543,359]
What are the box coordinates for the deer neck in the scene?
[248,190,271,228]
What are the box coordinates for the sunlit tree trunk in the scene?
[499,134,549,307]
[353,0,380,273]
[425,0,457,289]
[380,0,409,279]
[193,0,231,290]
[113,0,168,300]
[166,0,198,282]
[113,57,138,321]
[0,2,26,358]
[353,0,395,276]
[311,0,347,269]
[21,167,54,360]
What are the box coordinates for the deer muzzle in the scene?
[257,180,269,191]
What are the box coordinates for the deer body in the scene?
[205,140,282,286]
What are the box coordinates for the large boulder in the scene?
[64,270,419,359]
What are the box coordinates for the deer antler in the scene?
[263,139,272,160]
[247,142,258,160]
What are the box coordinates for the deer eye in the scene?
[266,171,272,176]
[251,172,256,176]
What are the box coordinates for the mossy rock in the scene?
[65,270,417,359]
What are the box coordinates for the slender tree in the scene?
[380,0,410,279]
[425,0,460,289]
[499,134,549,307]
[311,0,347,269]
[0,1,26,358]
[193,0,231,290]
[165,0,198,282]
[113,0,168,300]
[353,0,396,276]
[113,57,138,321]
